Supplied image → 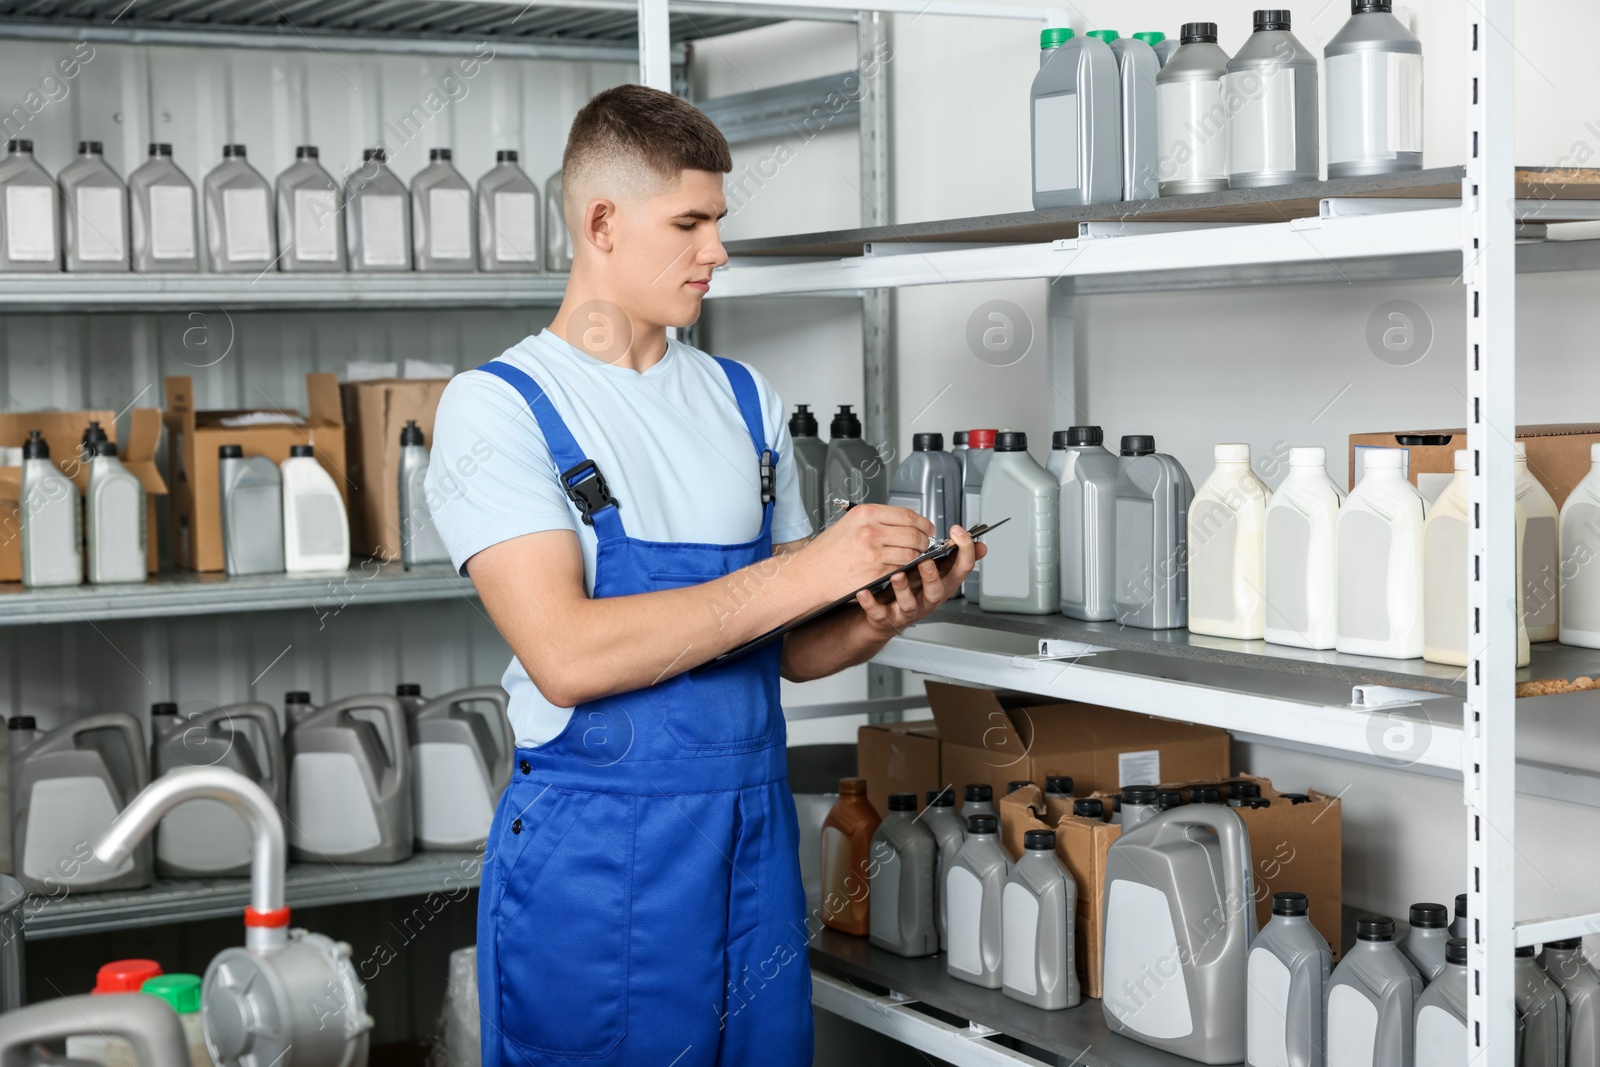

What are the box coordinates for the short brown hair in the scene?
[563,84,732,188]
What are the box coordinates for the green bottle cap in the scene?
[142,974,201,1014]
[1040,26,1074,48]
[1133,31,1166,45]
[1086,29,1119,42]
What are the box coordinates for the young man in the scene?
[427,84,981,1067]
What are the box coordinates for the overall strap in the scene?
[713,357,776,507]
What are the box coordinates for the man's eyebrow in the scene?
[674,208,729,221]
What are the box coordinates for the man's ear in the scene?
[585,198,617,253]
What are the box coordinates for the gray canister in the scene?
[1452,893,1468,939]
[1542,939,1600,1067]
[399,420,451,567]
[219,444,286,576]
[412,147,475,272]
[1030,28,1121,209]
[1113,434,1193,629]
[822,405,887,518]
[1248,891,1331,1067]
[979,432,1060,614]
[1156,23,1231,196]
[476,149,540,271]
[285,693,414,864]
[1003,828,1079,1010]
[345,148,412,271]
[1515,945,1568,1067]
[409,686,514,851]
[868,793,939,958]
[129,143,199,273]
[1103,33,1161,199]
[0,992,188,1064]
[1136,32,1180,67]
[1119,784,1159,829]
[544,168,573,271]
[951,430,969,485]
[923,788,966,952]
[1073,797,1106,821]
[946,813,1009,988]
[1050,426,1119,621]
[0,139,60,272]
[962,782,997,822]
[0,876,21,1012]
[789,405,829,533]
[1324,0,1423,178]
[1326,915,1423,1067]
[58,140,128,272]
[961,430,997,599]
[202,144,275,273]
[889,432,963,540]
[1402,902,1452,982]
[151,701,284,877]
[1414,938,1469,1067]
[275,145,344,272]
[1225,10,1319,188]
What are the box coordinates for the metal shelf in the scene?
[0,563,477,626]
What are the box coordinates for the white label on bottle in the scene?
[1157,79,1228,184]
[148,185,195,260]
[223,187,270,262]
[1224,67,1296,175]
[75,187,125,261]
[1247,947,1293,1067]
[1414,1004,1467,1067]
[294,189,339,262]
[1387,52,1423,153]
[360,194,406,266]
[1326,986,1379,1067]
[1001,883,1040,996]
[5,185,56,261]
[493,191,538,262]
[429,187,472,260]
[1033,92,1079,193]
[1118,749,1160,788]
[945,866,984,976]
[1103,879,1193,1038]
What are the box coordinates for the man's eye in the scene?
[676,222,696,231]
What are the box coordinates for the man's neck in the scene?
[549,273,669,374]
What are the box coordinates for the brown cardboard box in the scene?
[1350,424,1600,506]
[340,378,450,562]
[165,374,347,572]
[856,719,941,818]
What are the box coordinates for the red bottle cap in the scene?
[93,959,163,994]
[967,429,997,449]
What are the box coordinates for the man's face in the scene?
[604,168,727,331]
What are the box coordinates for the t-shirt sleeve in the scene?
[750,363,814,545]
[424,368,577,575]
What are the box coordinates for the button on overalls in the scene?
[474,357,815,1067]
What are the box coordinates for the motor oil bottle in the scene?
[281,445,349,573]
[923,788,966,952]
[1103,804,1255,1063]
[1114,435,1193,629]
[202,144,275,273]
[412,147,474,272]
[789,405,828,532]
[961,429,998,599]
[275,145,343,272]
[1424,451,1529,666]
[1007,779,1032,794]
[1156,24,1231,195]
[477,149,539,271]
[1226,10,1319,188]
[86,442,145,585]
[20,431,81,588]
[1095,32,1160,200]
[1401,903,1451,983]
[1189,443,1271,639]
[1073,797,1106,820]
[1326,915,1423,1067]
[286,693,414,864]
[345,148,411,271]
[128,143,198,273]
[1157,789,1184,811]
[952,430,970,484]
[59,141,128,272]
[1452,894,1467,939]
[1516,945,1568,1067]
[1003,828,1079,1010]
[823,405,887,515]
[285,690,316,730]
[868,793,938,958]
[218,445,285,576]
[1414,938,1469,1067]
[63,958,165,1066]
[1248,891,1331,1067]
[1518,443,1560,643]
[1119,784,1160,829]
[1049,426,1119,621]
[141,974,208,1067]
[1542,939,1600,1067]
[889,432,963,539]
[962,783,997,822]
[1264,446,1344,650]
[1325,0,1422,178]
[820,778,880,936]
[544,168,572,271]
[1030,27,1121,209]
[1337,448,1426,658]
[1561,444,1600,648]
[1045,775,1074,800]
[946,813,1009,989]
[1136,31,1181,66]
[150,701,282,877]
[980,432,1059,613]
[409,686,513,852]
[0,139,60,271]
[399,421,450,567]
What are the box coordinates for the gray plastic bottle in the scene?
[823,405,887,515]
[1402,903,1451,983]
[1119,784,1160,829]
[1414,938,1469,1067]
[1050,426,1120,621]
[477,149,539,271]
[1003,828,1080,1010]
[869,793,939,958]
[285,690,316,730]
[923,788,966,952]
[1136,32,1180,66]
[346,148,411,272]
[86,441,146,585]
[1095,32,1160,199]
[789,405,828,533]
[1030,27,1121,208]
[399,420,450,568]
[952,430,970,483]
[0,139,60,271]
[1452,894,1468,940]
[1516,946,1568,1067]
[0,991,188,1066]
[412,147,475,272]
[890,432,963,539]
[150,701,283,877]
[1102,803,1255,1063]
[1156,24,1232,195]
[275,145,344,272]
[128,143,199,273]
[218,444,286,576]
[286,693,413,864]
[545,168,572,271]
[203,144,275,273]
[1325,0,1423,178]
[1073,797,1107,821]
[58,140,128,272]
[979,432,1059,613]
[1114,435,1193,629]
[408,685,512,851]
[961,430,997,599]
[962,783,998,822]
[1248,891,1331,1067]
[1226,11,1320,188]
[946,813,1009,988]
[1326,915,1424,1067]
[1543,939,1600,1067]
[20,431,82,588]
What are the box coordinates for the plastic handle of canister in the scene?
[424,686,513,795]
[68,712,151,802]
[227,702,284,807]
[0,992,188,1066]
[1159,803,1255,967]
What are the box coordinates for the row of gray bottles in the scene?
[789,404,888,530]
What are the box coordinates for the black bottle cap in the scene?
[77,140,90,154]
[912,432,944,452]
[1547,938,1583,950]
[223,144,246,158]
[157,143,173,156]
[151,702,178,716]
[1072,798,1104,819]
[830,405,862,438]
[296,145,319,159]
[289,444,314,458]
[1352,0,1391,12]
[7,715,35,730]
[993,431,1027,452]
[788,404,818,437]
[8,140,32,152]
[147,143,162,156]
[1157,790,1184,810]
[22,430,48,460]
[1122,784,1158,804]
[1447,938,1469,965]
[1273,891,1309,917]
[1121,434,1155,456]
[1068,426,1104,447]
[1181,22,1218,42]
[430,147,452,161]
[1044,775,1073,797]
[497,149,519,163]
[1456,893,1469,919]
[364,148,387,162]
[967,814,997,834]
[93,441,118,457]
[285,691,312,704]
[964,783,992,803]
[1230,781,1261,800]
[1254,9,1291,30]
[83,421,107,447]
[400,419,425,447]
[1007,780,1032,793]
[926,787,955,807]
[396,683,422,697]
[1356,914,1396,941]
[1051,430,1070,449]
[1516,944,1537,958]
[888,792,918,812]
[1024,829,1056,850]
[1242,797,1271,809]
[218,444,243,459]
[1396,432,1452,446]
[1190,785,1222,803]
[952,431,969,446]
[1410,903,1449,929]
[1280,792,1312,804]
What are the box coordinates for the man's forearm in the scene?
[779,605,895,682]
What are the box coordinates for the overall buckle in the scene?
[759,449,775,505]
[561,459,619,525]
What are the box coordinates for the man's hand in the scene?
[787,503,935,600]
[851,522,984,636]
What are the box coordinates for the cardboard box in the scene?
[856,719,941,818]
[1350,424,1600,506]
[0,409,168,581]
[340,378,450,562]
[165,374,347,572]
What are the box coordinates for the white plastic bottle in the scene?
[58,140,128,272]
[1559,444,1600,648]
[1188,443,1270,639]
[86,441,146,585]
[1423,451,1529,667]
[1516,443,1559,642]
[1336,448,1425,659]
[280,444,350,573]
[1264,447,1345,650]
[19,430,82,588]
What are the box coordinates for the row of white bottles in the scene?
[1560,443,1600,648]
[19,430,145,588]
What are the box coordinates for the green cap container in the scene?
[1086,29,1119,41]
[1040,26,1074,48]
[142,973,201,1014]
[1132,31,1166,45]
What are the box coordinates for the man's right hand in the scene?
[789,504,937,603]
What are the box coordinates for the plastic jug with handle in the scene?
[285,693,413,864]
[946,813,1009,989]
[1542,938,1600,1067]
[1515,945,1568,1067]
[0,991,188,1066]
[1002,827,1079,1010]
[1400,902,1451,982]
[151,702,283,878]
[867,793,938,958]
[408,685,512,851]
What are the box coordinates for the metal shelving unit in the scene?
[0,272,570,313]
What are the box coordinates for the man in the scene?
[427,84,981,1067]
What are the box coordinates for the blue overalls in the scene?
[473,356,815,1067]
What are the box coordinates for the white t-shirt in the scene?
[426,329,813,746]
